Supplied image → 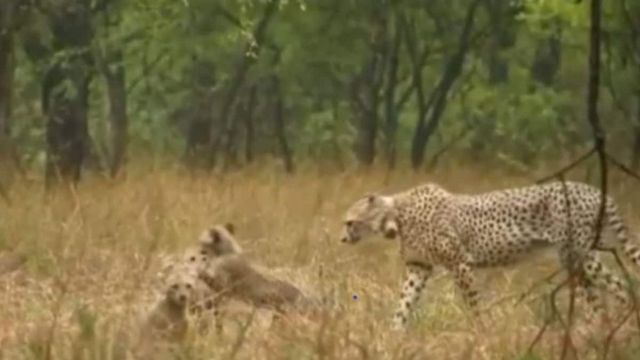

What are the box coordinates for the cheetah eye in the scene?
[186,283,193,289]
[345,221,354,227]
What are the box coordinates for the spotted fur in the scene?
[341,181,640,329]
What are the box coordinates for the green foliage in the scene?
[6,0,639,170]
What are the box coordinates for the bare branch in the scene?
[214,4,245,30]
[606,152,640,183]
[535,148,596,184]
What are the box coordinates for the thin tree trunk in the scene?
[0,0,15,137]
[531,25,562,86]
[350,8,388,166]
[223,99,241,168]
[400,13,430,167]
[0,1,30,182]
[272,77,294,173]
[483,0,513,83]
[330,95,345,170]
[44,1,93,187]
[410,0,480,169]
[181,59,217,168]
[354,59,381,166]
[0,2,16,202]
[384,15,401,169]
[97,2,128,177]
[244,85,257,164]
[207,0,279,168]
[103,49,128,177]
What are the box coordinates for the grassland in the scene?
[1,160,640,359]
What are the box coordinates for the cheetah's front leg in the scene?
[392,263,433,329]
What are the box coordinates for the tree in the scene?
[42,0,94,186]
[95,0,129,177]
[407,0,481,169]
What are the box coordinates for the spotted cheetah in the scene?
[340,181,640,329]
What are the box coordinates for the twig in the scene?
[226,308,256,360]
[528,1,608,358]
[559,177,579,360]
[605,152,640,183]
[535,147,595,184]
[526,277,570,355]
[561,274,579,360]
[515,269,563,306]
[603,306,635,359]
[428,123,473,169]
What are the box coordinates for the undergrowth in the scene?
[1,160,639,359]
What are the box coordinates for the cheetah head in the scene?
[165,272,196,308]
[341,193,398,244]
[198,223,242,258]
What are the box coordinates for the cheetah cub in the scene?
[154,224,242,335]
[198,254,310,314]
[199,223,243,258]
[141,269,195,343]
[195,224,318,317]
[180,223,243,273]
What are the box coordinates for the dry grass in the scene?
[1,160,640,359]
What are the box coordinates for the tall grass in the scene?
[1,160,639,359]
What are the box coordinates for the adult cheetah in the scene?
[340,181,640,329]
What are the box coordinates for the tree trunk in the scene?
[410,0,480,169]
[223,98,241,168]
[103,49,128,178]
[44,1,93,187]
[179,60,217,168]
[0,2,17,202]
[0,0,16,137]
[244,85,257,163]
[272,77,294,173]
[483,0,514,83]
[384,15,401,169]
[531,32,562,86]
[401,13,429,168]
[351,11,387,166]
[352,61,381,166]
[207,0,280,168]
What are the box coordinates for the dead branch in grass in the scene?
[535,147,596,185]
[226,308,257,360]
[515,269,563,306]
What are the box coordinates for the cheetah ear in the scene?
[209,228,221,243]
[224,222,235,235]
